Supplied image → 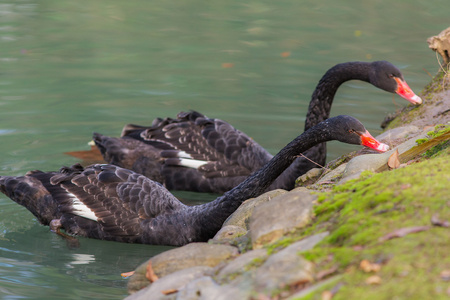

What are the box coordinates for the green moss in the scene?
[244,256,266,271]
[266,236,295,255]
[414,124,450,157]
[422,70,447,95]
[296,152,450,299]
[423,141,450,158]
[415,138,428,145]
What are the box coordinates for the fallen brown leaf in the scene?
[161,289,178,295]
[146,261,159,282]
[221,63,234,68]
[431,214,450,227]
[322,290,333,300]
[121,271,135,278]
[352,245,364,251]
[400,183,411,189]
[440,270,450,281]
[360,260,381,273]
[316,266,338,280]
[366,275,382,285]
[379,226,431,242]
[388,149,400,169]
[281,51,291,58]
[321,282,343,299]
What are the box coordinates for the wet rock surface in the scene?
[249,190,315,249]
[222,189,287,230]
[127,243,239,293]
[125,266,212,300]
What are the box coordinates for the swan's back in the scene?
[96,111,272,193]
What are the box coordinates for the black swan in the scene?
[90,61,421,194]
[1,116,388,246]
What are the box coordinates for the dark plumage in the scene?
[92,61,421,194]
[0,116,388,246]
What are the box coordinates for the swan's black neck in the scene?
[305,62,372,131]
[192,121,334,240]
[266,62,374,191]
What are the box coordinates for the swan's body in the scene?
[0,116,388,246]
[93,61,421,194]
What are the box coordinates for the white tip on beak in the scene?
[409,94,422,105]
[376,143,390,152]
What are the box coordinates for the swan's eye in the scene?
[388,74,394,79]
[348,129,355,134]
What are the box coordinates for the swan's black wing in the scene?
[93,134,166,183]
[48,164,186,242]
[1,164,187,243]
[92,111,274,193]
[123,111,271,177]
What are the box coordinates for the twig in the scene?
[296,153,330,172]
[436,51,449,90]
[422,67,433,78]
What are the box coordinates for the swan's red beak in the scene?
[360,130,389,152]
[394,77,422,105]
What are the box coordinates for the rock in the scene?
[223,189,287,230]
[249,190,316,249]
[125,266,212,300]
[315,163,347,185]
[376,125,420,142]
[295,167,323,186]
[254,246,310,291]
[291,186,312,193]
[282,232,330,254]
[216,248,268,280]
[337,171,364,185]
[177,275,254,300]
[212,225,247,243]
[286,275,343,300]
[253,233,328,292]
[128,243,239,293]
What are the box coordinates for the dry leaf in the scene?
[316,266,338,280]
[440,270,450,281]
[366,275,382,285]
[431,214,450,227]
[121,271,135,278]
[388,149,400,169]
[281,51,291,58]
[161,289,178,295]
[322,290,333,300]
[360,260,381,273]
[221,63,234,68]
[379,226,431,242]
[146,261,159,282]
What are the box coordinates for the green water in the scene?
[0,0,448,298]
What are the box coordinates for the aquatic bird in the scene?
[89,61,421,194]
[0,115,388,246]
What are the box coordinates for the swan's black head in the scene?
[369,61,422,105]
[326,115,389,152]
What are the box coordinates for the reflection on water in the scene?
[0,0,449,299]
